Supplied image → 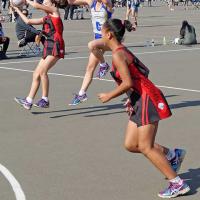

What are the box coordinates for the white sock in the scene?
[166,149,176,161]
[170,176,183,185]
[78,90,86,96]
[42,96,49,102]
[26,97,33,104]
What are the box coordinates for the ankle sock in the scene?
[42,96,49,102]
[78,90,86,96]
[170,176,183,185]
[26,97,33,104]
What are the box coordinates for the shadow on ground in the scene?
[179,168,200,196]
[32,103,125,118]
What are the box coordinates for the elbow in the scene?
[26,20,31,25]
[124,81,133,91]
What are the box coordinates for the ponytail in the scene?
[103,18,133,42]
[124,20,133,32]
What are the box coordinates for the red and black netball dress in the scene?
[110,46,172,127]
[42,15,65,59]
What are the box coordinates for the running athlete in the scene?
[125,0,140,27]
[67,0,113,105]
[13,0,65,110]
[97,18,190,198]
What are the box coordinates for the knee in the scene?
[124,141,138,153]
[88,41,96,51]
[39,70,47,78]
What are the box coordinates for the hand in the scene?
[9,1,18,11]
[123,98,134,116]
[35,34,41,45]
[98,93,111,103]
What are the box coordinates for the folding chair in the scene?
[18,42,41,57]
[18,31,42,57]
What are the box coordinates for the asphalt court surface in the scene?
[0,2,200,200]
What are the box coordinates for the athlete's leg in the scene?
[69,40,110,105]
[39,55,59,97]
[88,38,111,63]
[80,52,99,92]
[27,56,59,99]
[132,8,138,26]
[124,120,170,155]
[137,122,176,179]
[125,7,131,20]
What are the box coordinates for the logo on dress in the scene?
[158,102,165,110]
[60,50,64,53]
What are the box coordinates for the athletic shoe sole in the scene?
[158,185,190,198]
[33,104,49,108]
[14,97,31,110]
[68,97,88,106]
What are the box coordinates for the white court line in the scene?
[1,47,200,66]
[0,66,200,93]
[0,164,26,200]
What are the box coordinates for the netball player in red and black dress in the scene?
[97,18,190,198]
[13,0,65,110]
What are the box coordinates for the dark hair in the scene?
[180,20,192,36]
[103,18,133,42]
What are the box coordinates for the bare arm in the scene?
[13,7,43,25]
[67,0,92,6]
[26,0,57,15]
[98,51,133,103]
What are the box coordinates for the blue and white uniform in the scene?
[90,0,112,39]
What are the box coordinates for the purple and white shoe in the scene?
[96,63,110,78]
[158,181,190,198]
[34,98,49,108]
[69,93,88,106]
[14,97,32,110]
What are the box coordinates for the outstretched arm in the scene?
[67,0,92,6]
[26,0,57,15]
[12,6,43,25]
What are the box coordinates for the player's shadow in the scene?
[169,100,200,110]
[31,103,125,118]
[179,168,200,195]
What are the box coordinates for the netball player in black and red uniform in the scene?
[13,0,65,110]
[97,18,190,198]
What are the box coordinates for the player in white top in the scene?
[67,0,113,105]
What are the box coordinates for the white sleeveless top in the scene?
[90,0,112,37]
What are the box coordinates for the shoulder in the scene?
[113,50,127,64]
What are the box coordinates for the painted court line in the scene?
[1,46,200,66]
[0,66,200,93]
[0,164,26,200]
